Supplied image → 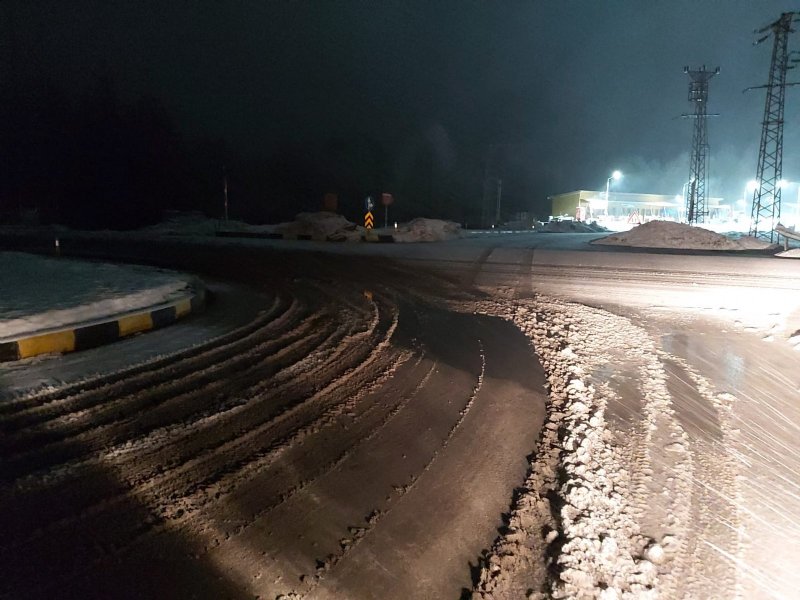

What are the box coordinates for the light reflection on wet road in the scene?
[659,325,800,599]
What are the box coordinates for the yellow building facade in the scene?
[549,190,726,223]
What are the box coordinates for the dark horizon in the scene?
[1,1,797,229]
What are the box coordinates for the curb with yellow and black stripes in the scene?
[0,287,206,363]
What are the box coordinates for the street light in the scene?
[744,179,758,204]
[606,170,622,209]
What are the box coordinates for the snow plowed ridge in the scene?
[473,296,740,599]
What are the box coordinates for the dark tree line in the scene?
[1,76,536,230]
[1,77,233,229]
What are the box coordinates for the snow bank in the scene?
[539,220,609,234]
[143,211,363,241]
[777,248,800,258]
[0,252,196,340]
[389,218,462,242]
[466,294,747,598]
[472,298,661,599]
[591,220,773,250]
[273,212,362,241]
[142,212,460,242]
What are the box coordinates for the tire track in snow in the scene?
[657,351,742,598]
[0,308,325,476]
[284,340,487,599]
[201,355,435,539]
[0,293,386,541]
[187,355,439,592]
[0,304,337,482]
[0,289,405,598]
[148,295,399,519]
[0,284,371,481]
[463,247,496,290]
[0,292,289,417]
[0,311,346,554]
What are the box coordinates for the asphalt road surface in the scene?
[1,232,799,600]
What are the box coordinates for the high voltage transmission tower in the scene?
[682,65,719,224]
[747,12,800,242]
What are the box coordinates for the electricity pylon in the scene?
[682,65,719,224]
[748,12,799,242]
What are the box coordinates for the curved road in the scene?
[1,231,799,599]
[0,241,546,600]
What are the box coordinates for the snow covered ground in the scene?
[1,227,799,599]
[386,217,462,242]
[0,252,198,341]
[141,212,462,243]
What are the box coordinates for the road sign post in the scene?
[381,193,393,228]
[364,196,375,229]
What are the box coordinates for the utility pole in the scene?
[223,165,229,221]
[481,145,496,228]
[482,144,505,228]
[682,65,720,224]
[748,12,799,242]
[495,178,503,226]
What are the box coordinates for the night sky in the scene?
[2,1,798,227]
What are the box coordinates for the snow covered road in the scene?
[457,242,800,599]
[0,246,546,600]
[1,232,799,599]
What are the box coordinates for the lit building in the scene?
[548,190,727,225]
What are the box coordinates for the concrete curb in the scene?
[0,285,206,363]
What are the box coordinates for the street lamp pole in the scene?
[606,170,622,212]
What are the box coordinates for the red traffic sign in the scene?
[381,193,394,206]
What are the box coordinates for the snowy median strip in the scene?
[0,252,205,361]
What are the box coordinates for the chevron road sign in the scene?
[364,211,374,229]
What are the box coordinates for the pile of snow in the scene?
[777,248,800,258]
[471,297,679,598]
[273,212,362,241]
[144,211,362,241]
[591,220,774,250]
[0,252,197,341]
[390,218,462,242]
[141,212,461,243]
[539,220,609,233]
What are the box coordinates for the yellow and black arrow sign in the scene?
[365,211,374,229]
